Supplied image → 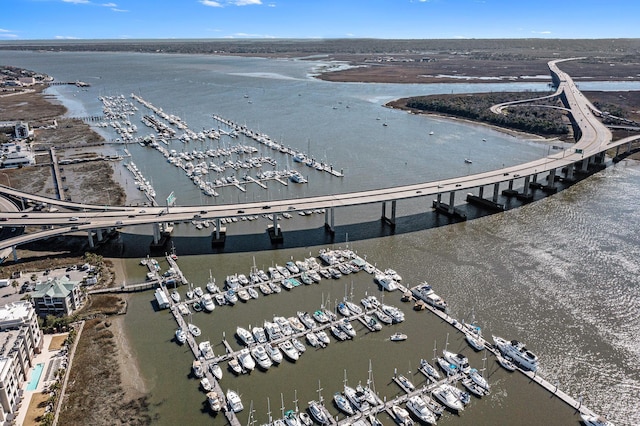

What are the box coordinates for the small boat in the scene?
[492,335,539,372]
[313,310,330,323]
[375,310,393,325]
[247,287,259,299]
[252,326,268,344]
[390,332,407,341]
[201,294,215,312]
[210,363,223,380]
[238,348,256,371]
[580,413,615,426]
[237,289,251,302]
[339,318,356,338]
[300,272,313,285]
[194,286,204,298]
[170,291,180,303]
[464,158,473,164]
[192,301,203,312]
[207,391,222,412]
[363,314,382,331]
[199,340,215,359]
[269,280,282,293]
[280,278,293,290]
[437,357,458,376]
[224,289,238,305]
[178,304,190,316]
[274,316,293,336]
[200,377,213,392]
[391,404,414,426]
[251,345,273,370]
[299,411,313,426]
[330,325,349,341]
[192,360,204,378]
[228,357,243,375]
[442,349,471,373]
[291,338,306,354]
[316,330,331,346]
[214,293,226,306]
[266,343,283,364]
[188,323,201,337]
[337,302,350,316]
[298,311,316,329]
[469,367,490,390]
[259,283,272,295]
[345,301,362,315]
[236,327,255,346]
[288,316,306,333]
[186,289,194,300]
[284,409,302,426]
[175,328,187,344]
[461,377,488,397]
[285,261,300,274]
[226,389,244,413]
[496,353,517,371]
[306,331,321,348]
[333,392,354,415]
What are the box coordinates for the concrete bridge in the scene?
[1,58,639,255]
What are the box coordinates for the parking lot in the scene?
[1,265,94,304]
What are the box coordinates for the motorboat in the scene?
[274,316,294,336]
[188,323,201,337]
[327,267,342,279]
[258,282,272,295]
[466,330,485,351]
[264,321,284,341]
[419,359,440,381]
[284,409,302,426]
[363,314,382,331]
[390,332,408,341]
[268,267,283,281]
[199,341,215,359]
[396,374,415,391]
[469,368,489,390]
[308,400,329,425]
[375,273,398,291]
[307,270,322,283]
[266,343,283,364]
[382,304,405,323]
[344,385,370,412]
[333,392,354,415]
[291,338,306,354]
[207,391,222,412]
[356,383,383,407]
[492,335,539,372]
[300,272,313,285]
[228,357,243,375]
[193,286,204,298]
[252,326,268,344]
[345,301,363,315]
[431,384,464,412]
[237,274,250,286]
[170,290,180,303]
[450,385,471,406]
[331,325,349,341]
[238,348,256,371]
[201,294,215,312]
[375,310,393,325]
[580,413,616,426]
[391,404,414,426]
[316,330,331,346]
[210,363,223,380]
[306,331,321,348]
[461,377,488,397]
[247,287,259,299]
[337,302,351,316]
[279,340,300,361]
[313,310,330,323]
[214,293,226,306]
[281,278,294,290]
[276,264,291,278]
[186,289,194,300]
[269,280,282,293]
[436,357,458,376]
[236,326,255,346]
[297,311,316,329]
[285,261,300,274]
[225,274,240,290]
[200,377,213,392]
[237,289,251,302]
[192,301,203,312]
[226,389,244,413]
[443,349,471,373]
[192,360,204,378]
[251,345,273,370]
[206,277,220,294]
[339,318,357,338]
[288,316,306,333]
[224,289,238,305]
[175,328,187,344]
[496,353,517,371]
[178,304,190,316]
[384,268,402,282]
[406,395,437,425]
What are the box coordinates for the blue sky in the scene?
[1,0,637,40]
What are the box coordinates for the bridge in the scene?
[1,58,639,255]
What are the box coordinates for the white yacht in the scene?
[390,332,408,341]
[406,395,437,425]
[188,323,201,337]
[226,389,244,413]
[469,368,489,390]
[199,341,215,359]
[375,274,398,291]
[396,374,415,391]
[431,384,464,412]
[264,321,284,341]
[192,360,204,378]
[308,400,329,425]
[344,385,370,412]
[279,340,300,361]
[236,326,255,346]
[382,304,405,323]
[175,328,186,345]
[333,392,354,415]
[207,391,222,412]
[580,413,615,426]
[210,363,223,380]
[201,294,215,312]
[170,290,180,303]
[313,310,330,323]
[252,326,268,344]
[193,286,204,298]
[496,353,517,371]
[200,377,213,392]
[419,359,440,380]
[266,343,283,364]
[492,335,539,372]
[238,348,256,371]
[274,316,294,336]
[251,345,273,370]
[339,318,357,338]
[315,330,331,346]
[391,405,414,426]
[442,349,471,373]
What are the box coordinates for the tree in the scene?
[11,280,18,294]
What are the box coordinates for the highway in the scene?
[0,58,638,252]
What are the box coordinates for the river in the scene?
[3,50,639,425]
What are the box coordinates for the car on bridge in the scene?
[69,217,79,221]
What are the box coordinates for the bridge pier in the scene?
[432,191,467,220]
[96,228,104,242]
[152,223,161,245]
[324,207,335,235]
[478,186,484,198]
[11,246,18,262]
[211,218,226,246]
[492,182,500,202]
[381,201,396,228]
[516,176,534,201]
[87,231,94,248]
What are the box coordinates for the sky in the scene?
[1,0,638,40]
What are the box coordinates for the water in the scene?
[26,362,44,391]
[4,50,640,425]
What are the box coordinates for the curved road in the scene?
[0,58,637,252]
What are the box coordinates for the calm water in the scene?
[4,51,639,425]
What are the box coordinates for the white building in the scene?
[0,302,43,423]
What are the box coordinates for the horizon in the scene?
[2,0,637,41]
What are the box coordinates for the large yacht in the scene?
[251,345,273,370]
[308,400,329,425]
[442,349,471,373]
[226,389,244,413]
[492,335,539,372]
[406,395,437,425]
[431,384,464,412]
[201,293,215,312]
[375,274,398,291]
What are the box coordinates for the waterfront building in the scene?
[0,301,43,423]
[31,277,83,317]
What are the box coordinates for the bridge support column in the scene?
[543,169,558,193]
[566,163,575,180]
[627,141,632,153]
[87,231,95,249]
[615,145,620,157]
[432,191,467,220]
[532,173,538,184]
[96,228,104,242]
[435,193,442,207]
[152,223,161,245]
[11,246,18,262]
[581,157,589,172]
[212,218,226,246]
[492,183,500,202]
[272,214,279,236]
[381,201,396,228]
[381,202,386,220]
[324,207,335,235]
[448,192,456,214]
[478,186,484,198]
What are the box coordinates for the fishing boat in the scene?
[188,323,201,337]
[228,357,243,375]
[316,330,331,346]
[306,331,321,348]
[405,395,436,425]
[175,328,186,344]
[237,289,251,302]
[199,341,215,359]
[391,405,414,426]
[236,326,255,346]
[201,293,215,312]
[431,384,464,412]
[210,363,223,380]
[170,290,180,303]
[192,360,204,378]
[200,377,213,392]
[363,314,382,331]
[207,391,222,412]
[224,289,238,305]
[339,318,356,338]
[390,332,407,341]
[492,335,539,372]
[288,316,306,333]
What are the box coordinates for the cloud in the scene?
[200,0,223,6]
[55,35,81,39]
[0,30,18,39]
[62,0,90,4]
[532,30,552,34]
[102,2,116,5]
[226,32,275,38]
[231,0,262,5]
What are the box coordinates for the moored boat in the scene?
[492,335,539,371]
[431,384,464,412]
[170,290,180,303]
[390,332,408,341]
[308,400,329,425]
[210,363,223,380]
[279,340,300,361]
[226,389,244,413]
[192,360,204,378]
[333,392,354,415]
[200,377,213,392]
[188,323,201,337]
[391,404,414,426]
[406,395,436,425]
[207,391,222,412]
[175,328,186,344]
[201,293,215,312]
